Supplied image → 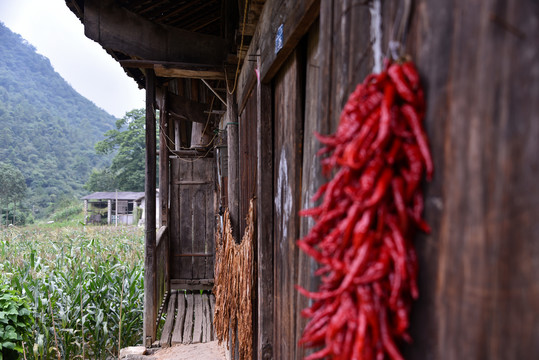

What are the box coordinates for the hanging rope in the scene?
[226,0,250,95]
[387,0,412,60]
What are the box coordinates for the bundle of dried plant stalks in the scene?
[213,199,254,360]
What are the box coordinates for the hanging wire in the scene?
[158,119,219,164]
[201,94,216,143]
[157,91,220,164]
[226,0,250,95]
[387,0,412,61]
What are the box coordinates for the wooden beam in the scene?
[143,69,157,345]
[237,0,320,110]
[83,0,228,65]
[119,59,156,69]
[201,79,227,106]
[154,65,225,80]
[120,59,226,79]
[169,149,213,158]
[166,92,208,124]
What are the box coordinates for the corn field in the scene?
[0,225,144,359]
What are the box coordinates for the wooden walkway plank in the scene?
[192,294,204,343]
[171,291,186,345]
[159,291,177,347]
[182,292,195,343]
[210,293,216,341]
[163,291,216,346]
[201,293,211,342]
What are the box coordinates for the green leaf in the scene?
[2,340,15,350]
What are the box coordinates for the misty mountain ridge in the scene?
[0,21,117,216]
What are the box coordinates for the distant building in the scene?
[82,191,159,225]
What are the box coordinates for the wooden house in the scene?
[82,190,159,225]
[82,191,145,225]
[66,0,539,359]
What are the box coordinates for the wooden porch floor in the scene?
[158,290,216,347]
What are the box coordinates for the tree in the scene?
[84,168,118,192]
[0,162,27,225]
[89,109,154,192]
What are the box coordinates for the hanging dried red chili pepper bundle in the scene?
[297,59,432,360]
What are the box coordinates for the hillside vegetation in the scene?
[0,22,117,218]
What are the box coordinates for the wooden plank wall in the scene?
[273,48,305,360]
[255,66,274,360]
[239,91,258,236]
[266,20,324,360]
[408,1,539,358]
[295,22,323,360]
[316,0,539,359]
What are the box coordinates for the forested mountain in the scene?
[0,22,117,217]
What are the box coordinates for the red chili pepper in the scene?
[372,82,396,149]
[401,142,424,200]
[352,209,374,250]
[380,308,405,360]
[363,167,393,207]
[391,179,408,240]
[341,202,362,249]
[386,137,402,164]
[342,316,358,360]
[401,104,434,180]
[388,63,415,103]
[401,61,420,91]
[390,105,414,140]
[358,91,384,118]
[351,308,367,360]
[360,157,385,191]
[304,346,331,360]
[299,59,432,360]
[384,235,403,308]
[314,131,337,146]
[394,298,410,335]
[340,108,381,169]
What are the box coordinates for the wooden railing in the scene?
[145,225,169,345]
[155,225,169,323]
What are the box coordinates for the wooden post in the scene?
[257,60,274,360]
[190,80,212,147]
[107,199,112,225]
[83,199,88,224]
[227,92,239,241]
[157,86,170,293]
[144,69,157,346]
[158,87,169,228]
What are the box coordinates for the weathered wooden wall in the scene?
[407,1,539,358]
[316,0,539,359]
[273,48,305,360]
[295,21,323,360]
[239,91,258,236]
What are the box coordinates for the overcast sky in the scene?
[0,0,145,118]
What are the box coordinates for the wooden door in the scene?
[169,156,215,288]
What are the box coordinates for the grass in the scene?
[0,224,144,359]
